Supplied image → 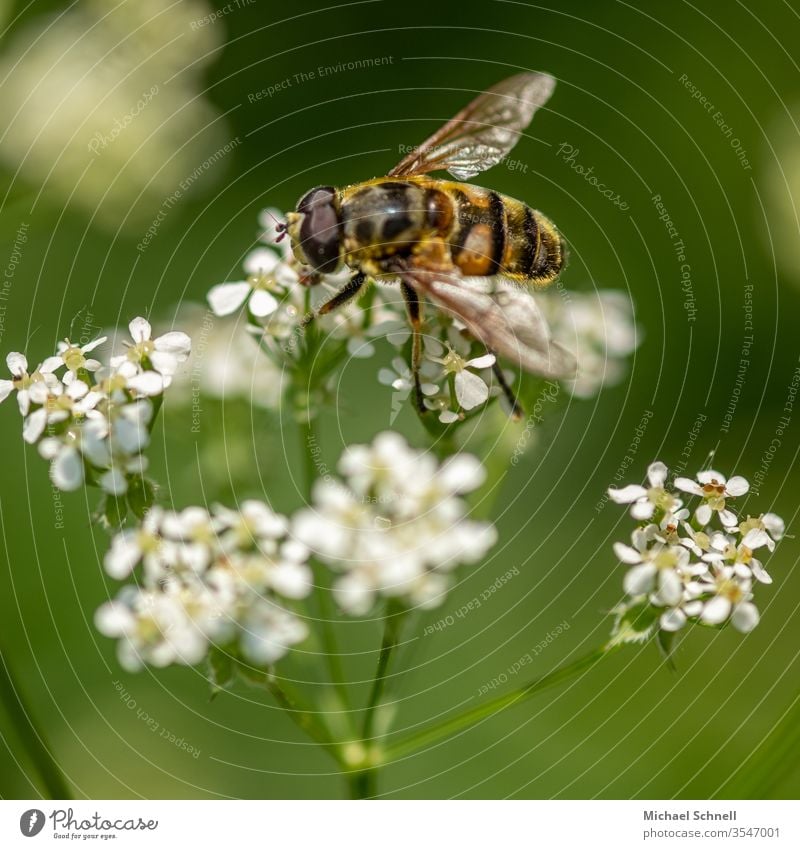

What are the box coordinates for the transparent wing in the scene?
[388,72,556,180]
[405,272,576,378]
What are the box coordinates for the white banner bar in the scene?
[1,800,797,847]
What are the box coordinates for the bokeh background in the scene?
[1,0,799,800]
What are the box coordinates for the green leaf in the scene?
[207,647,235,700]
[127,476,156,519]
[609,599,658,646]
[656,628,678,671]
[101,493,128,529]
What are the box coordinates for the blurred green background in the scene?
[1,0,799,799]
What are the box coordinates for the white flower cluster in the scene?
[95,501,312,671]
[293,431,497,614]
[609,462,784,639]
[0,318,190,494]
[540,288,640,398]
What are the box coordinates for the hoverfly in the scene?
[279,72,575,415]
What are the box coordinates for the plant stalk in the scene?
[0,651,71,798]
[382,645,615,761]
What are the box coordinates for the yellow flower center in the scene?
[717,578,744,603]
[63,345,86,372]
[128,340,155,362]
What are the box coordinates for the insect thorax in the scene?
[340,181,433,259]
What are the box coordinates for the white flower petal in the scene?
[674,477,702,495]
[455,369,489,410]
[731,602,759,633]
[749,560,772,585]
[149,351,180,377]
[623,563,657,596]
[127,371,164,396]
[243,247,280,275]
[466,353,496,370]
[207,282,251,316]
[51,447,83,490]
[719,509,738,527]
[630,500,656,520]
[81,336,107,354]
[725,476,749,496]
[660,608,687,632]
[104,533,144,579]
[154,331,191,356]
[248,288,279,318]
[742,528,770,550]
[607,484,647,504]
[695,503,712,526]
[762,513,785,540]
[22,409,47,443]
[697,469,725,485]
[647,461,668,488]
[613,542,643,565]
[655,569,683,607]
[700,596,731,625]
[40,355,64,373]
[0,379,13,403]
[129,317,152,343]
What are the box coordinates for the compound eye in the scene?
[298,186,336,214]
[298,186,341,272]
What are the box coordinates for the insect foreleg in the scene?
[301,271,367,327]
[400,280,427,414]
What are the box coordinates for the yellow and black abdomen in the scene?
[435,180,564,286]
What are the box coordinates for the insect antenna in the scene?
[262,208,288,243]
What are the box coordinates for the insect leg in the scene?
[400,280,427,414]
[490,357,524,420]
[300,271,367,327]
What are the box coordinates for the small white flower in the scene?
[104,508,165,579]
[240,601,308,665]
[701,531,773,585]
[207,248,297,318]
[674,470,748,526]
[0,352,60,415]
[608,461,681,520]
[614,527,688,607]
[427,344,496,410]
[111,317,191,379]
[697,566,759,633]
[738,513,784,551]
[45,336,107,376]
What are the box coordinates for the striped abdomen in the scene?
[441,181,564,285]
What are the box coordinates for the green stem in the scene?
[362,602,405,743]
[298,415,351,716]
[0,651,71,798]
[348,768,376,799]
[263,672,343,765]
[383,645,615,762]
